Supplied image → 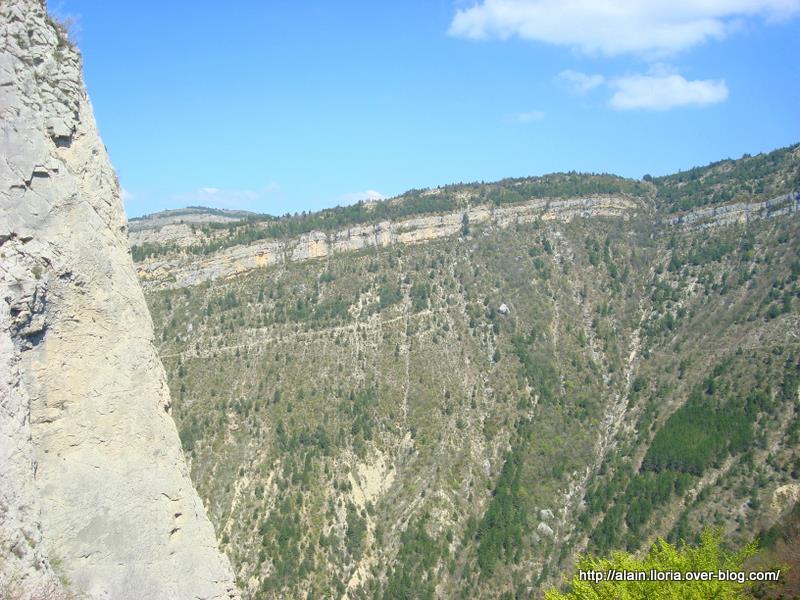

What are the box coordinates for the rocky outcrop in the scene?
[664,192,799,230]
[134,188,800,290]
[0,2,238,598]
[129,208,253,248]
[136,195,640,289]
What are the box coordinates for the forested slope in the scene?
[136,145,800,598]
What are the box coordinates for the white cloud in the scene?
[341,189,386,204]
[609,73,729,110]
[199,187,220,195]
[121,188,135,203]
[448,0,800,56]
[515,110,545,122]
[557,70,605,94]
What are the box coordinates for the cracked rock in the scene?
[0,1,239,598]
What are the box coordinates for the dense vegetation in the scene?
[476,429,528,578]
[382,517,446,600]
[547,530,765,599]
[654,143,800,212]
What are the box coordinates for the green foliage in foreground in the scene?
[547,530,761,599]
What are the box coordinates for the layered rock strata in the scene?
[134,190,800,291]
[664,192,800,229]
[136,195,640,289]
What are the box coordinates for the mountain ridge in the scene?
[131,142,799,236]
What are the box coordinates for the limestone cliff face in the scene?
[0,2,238,598]
[132,191,800,291]
[664,192,799,229]
[135,195,641,289]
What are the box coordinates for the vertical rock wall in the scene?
[0,2,239,598]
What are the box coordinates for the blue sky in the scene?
[52,1,800,218]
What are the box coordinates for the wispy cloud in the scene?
[170,183,280,209]
[449,0,800,56]
[340,189,386,204]
[515,110,545,122]
[121,188,135,203]
[556,70,605,94]
[609,72,729,110]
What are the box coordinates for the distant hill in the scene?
[129,206,260,232]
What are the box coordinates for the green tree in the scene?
[547,530,761,599]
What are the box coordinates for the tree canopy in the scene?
[547,530,766,600]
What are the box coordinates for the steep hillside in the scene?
[135,147,800,598]
[0,2,238,598]
[653,144,800,212]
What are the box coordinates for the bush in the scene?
[547,529,762,599]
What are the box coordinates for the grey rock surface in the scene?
[539,509,554,522]
[666,192,799,229]
[129,208,254,233]
[0,2,239,598]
